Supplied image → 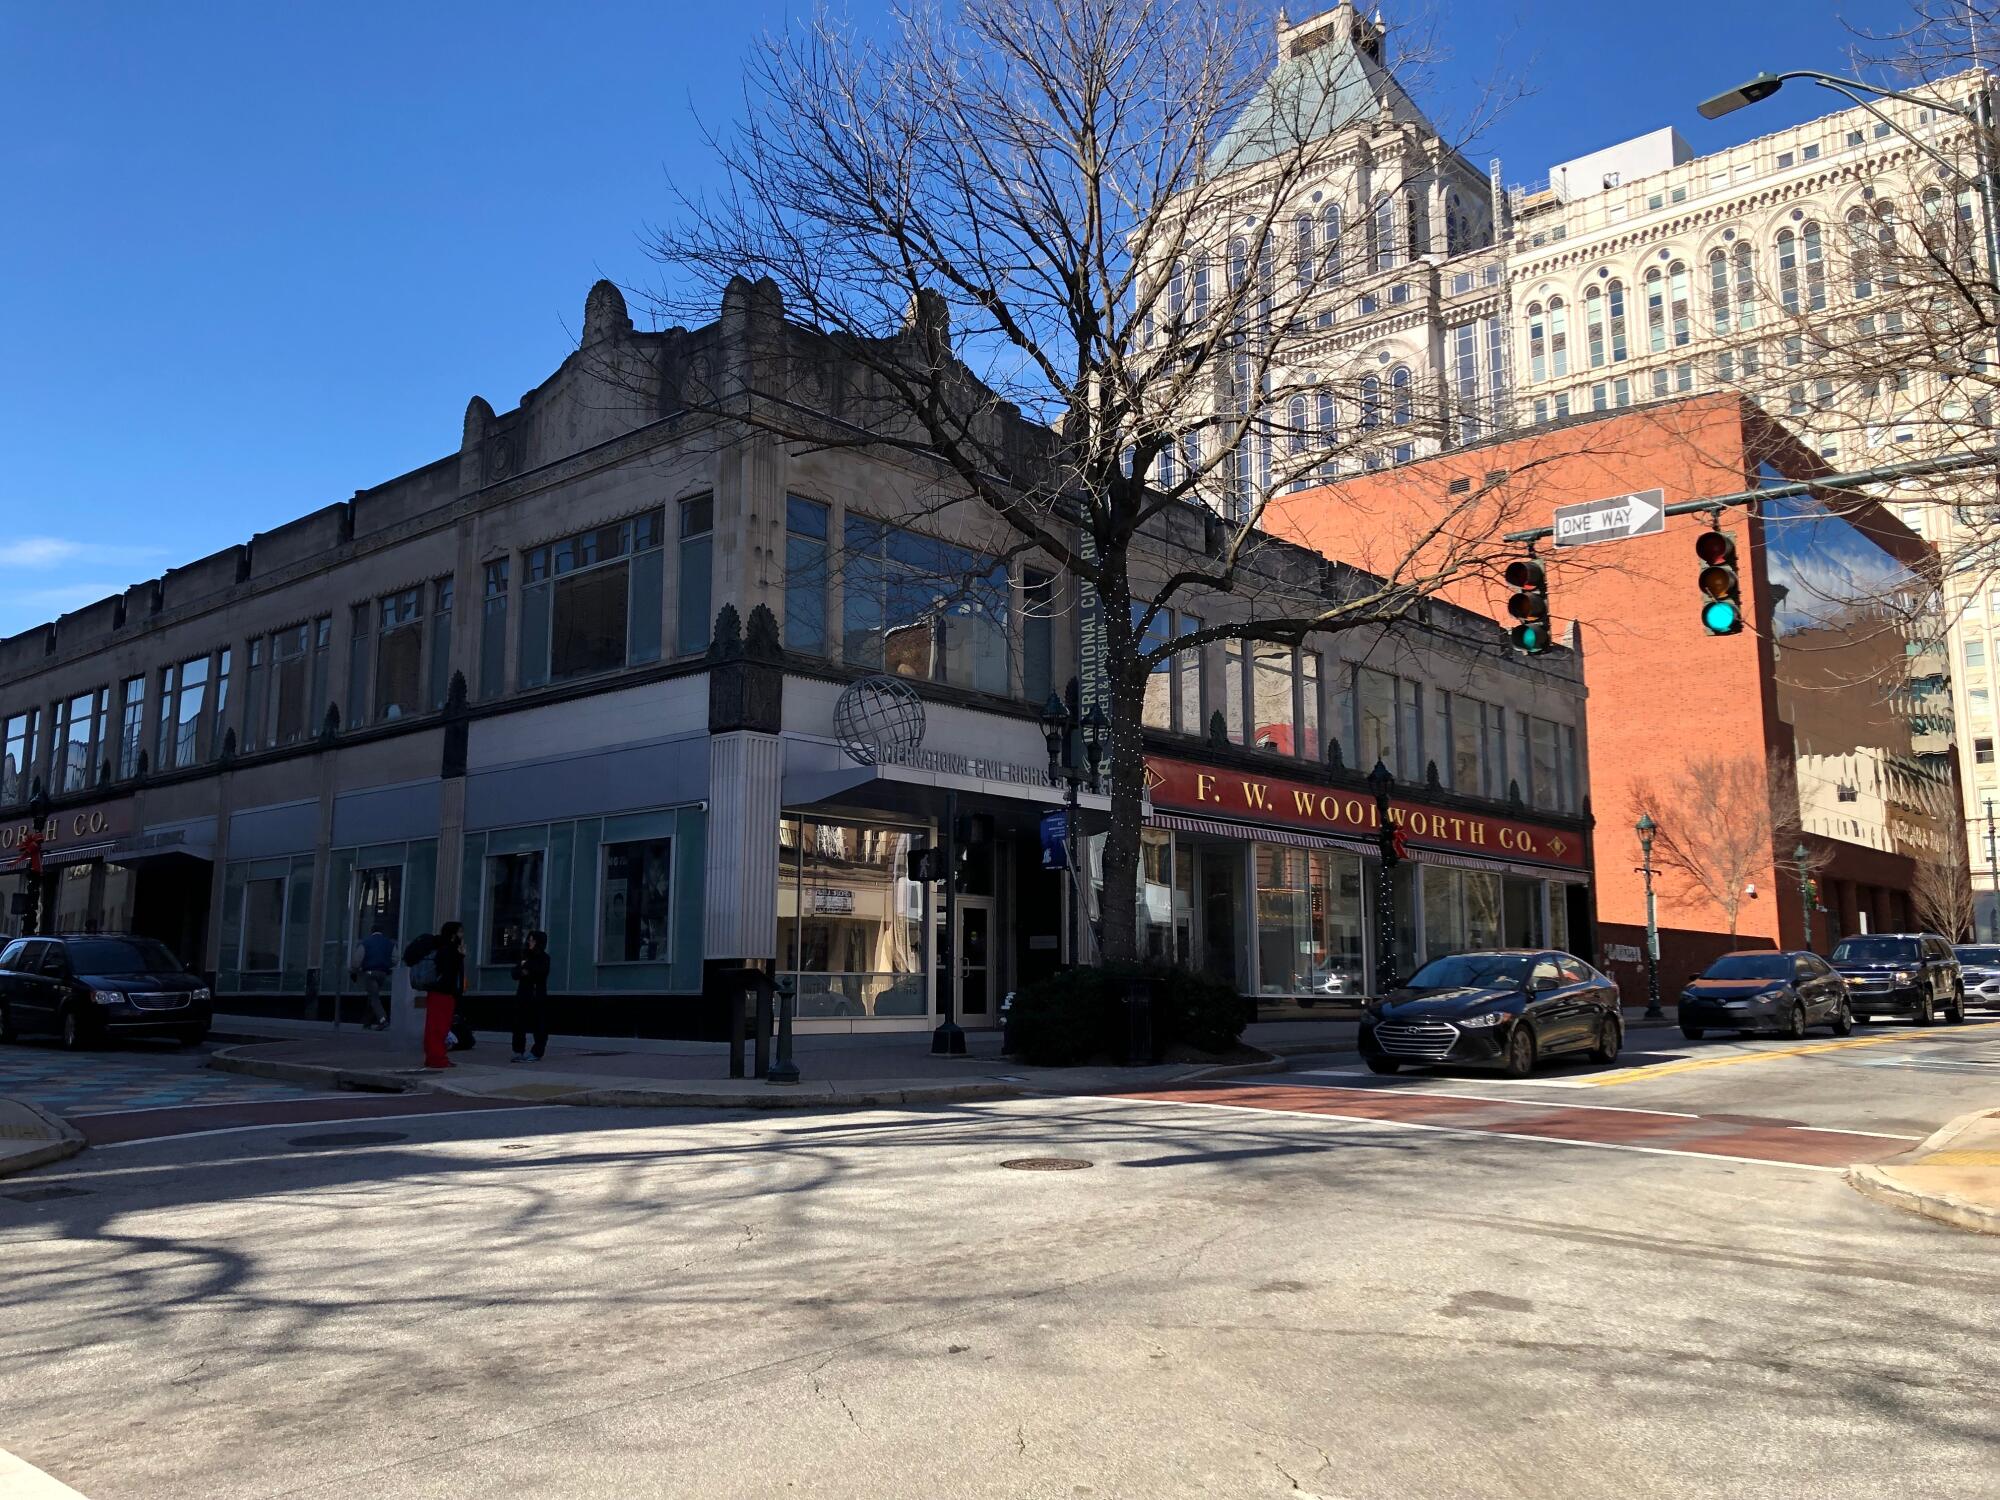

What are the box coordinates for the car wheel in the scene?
[1784,1001,1807,1041]
[1949,988,1966,1025]
[1365,1056,1400,1076]
[1854,1013,1871,1025]
[1590,1016,1622,1064]
[1502,1024,1537,1078]
[1915,990,1935,1027]
[1831,1001,1854,1037]
[1680,1025,1705,1041]
[59,1005,88,1052]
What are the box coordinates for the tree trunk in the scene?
[1095,559,1145,965]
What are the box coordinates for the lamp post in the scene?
[1985,797,1998,941]
[1367,759,1398,991]
[1795,841,1814,952]
[1041,681,1103,967]
[1636,814,1663,1020]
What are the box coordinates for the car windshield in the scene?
[1404,953,1532,988]
[1955,947,2000,965]
[1702,954,1789,980]
[1832,937,1917,964]
[64,939,187,975]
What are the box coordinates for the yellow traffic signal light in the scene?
[1505,557,1551,654]
[1695,528,1742,635]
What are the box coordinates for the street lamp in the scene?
[1368,759,1398,991]
[1636,814,1663,1021]
[1795,841,1814,951]
[1696,68,2000,304]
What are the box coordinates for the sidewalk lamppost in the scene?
[1985,797,1998,941]
[1040,682,1104,967]
[1795,841,1814,951]
[1368,759,1398,991]
[1635,814,1663,1020]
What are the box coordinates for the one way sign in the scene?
[1552,488,1666,548]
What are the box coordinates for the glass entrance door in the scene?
[957,898,996,1024]
[1198,846,1242,990]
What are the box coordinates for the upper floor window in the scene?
[1548,296,1568,377]
[1802,222,1827,309]
[784,496,830,655]
[1584,286,1606,368]
[2,710,37,805]
[479,559,509,700]
[1372,195,1396,272]
[264,618,331,747]
[155,656,211,771]
[1708,250,1730,334]
[1607,279,1629,361]
[428,579,455,710]
[373,589,425,723]
[676,496,712,656]
[841,519,1010,696]
[51,687,107,794]
[1527,301,1546,382]
[1319,204,1342,288]
[116,677,144,781]
[1732,242,1756,328]
[1389,366,1412,426]
[519,511,667,690]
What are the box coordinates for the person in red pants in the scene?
[413,921,467,1070]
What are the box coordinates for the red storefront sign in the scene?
[1145,755,1586,869]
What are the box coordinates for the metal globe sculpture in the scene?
[833,675,927,766]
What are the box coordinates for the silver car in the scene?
[1952,945,2000,1009]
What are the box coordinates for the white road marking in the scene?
[1795,1125,1924,1140]
[1122,1095,1850,1173]
[1250,1080,1703,1119]
[0,1445,92,1498]
[91,1104,564,1149]
[66,1093,355,1117]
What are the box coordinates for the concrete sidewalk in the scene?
[206,1024,1286,1110]
[1847,1106,2000,1235]
[0,1098,86,1180]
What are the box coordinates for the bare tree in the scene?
[1630,754,1827,940]
[642,0,1544,961]
[1911,842,1978,938]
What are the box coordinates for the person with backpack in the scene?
[510,929,551,1063]
[351,922,396,1031]
[407,921,466,1070]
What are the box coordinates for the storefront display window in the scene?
[1254,845,1365,997]
[779,816,928,1020]
[1549,886,1571,954]
[1139,828,1173,962]
[1422,866,1466,964]
[1464,869,1504,950]
[600,839,672,962]
[485,850,544,964]
[1504,876,1542,947]
[242,878,287,972]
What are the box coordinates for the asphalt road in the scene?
[1,1020,1995,1500]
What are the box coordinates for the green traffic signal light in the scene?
[1505,554,1551,654]
[1511,621,1550,652]
[1701,597,1742,634]
[1695,526,1743,636]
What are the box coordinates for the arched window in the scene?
[1875,201,1900,288]
[1168,260,1187,326]
[1645,268,1667,353]
[1607,279,1629,361]
[1405,187,1427,260]
[1320,204,1342,285]
[1709,250,1730,333]
[1777,229,1799,311]
[1390,366,1412,426]
[1732,242,1756,329]
[1527,301,1547,383]
[1286,395,1310,492]
[1802,222,1826,309]
[1669,261,1690,346]
[1548,296,1569,377]
[1155,439,1178,490]
[1316,390,1337,452]
[1584,285,1606,368]
[1191,254,1211,325]
[1846,208,1874,299]
[1373,195,1396,271]
[1360,373,1382,430]
[1294,214,1316,292]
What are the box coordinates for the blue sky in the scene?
[0,0,1914,636]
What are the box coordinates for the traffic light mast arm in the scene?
[1500,447,2000,547]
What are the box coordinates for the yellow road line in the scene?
[1584,1020,2000,1088]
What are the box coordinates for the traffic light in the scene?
[1696,527,1743,635]
[1505,557,1551,654]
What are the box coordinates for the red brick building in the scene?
[1267,395,1953,1001]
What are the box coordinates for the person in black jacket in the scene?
[510,930,551,1062]
[413,922,467,1070]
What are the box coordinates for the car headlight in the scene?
[191,987,211,1003]
[1460,1011,1514,1028]
[90,989,125,1007]
[1894,969,1914,984]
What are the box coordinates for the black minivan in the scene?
[0,935,212,1050]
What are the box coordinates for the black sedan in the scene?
[1358,950,1622,1078]
[1679,949,1852,1040]
[0,935,212,1050]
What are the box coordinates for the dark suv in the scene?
[0,935,212,1050]
[1828,932,1963,1026]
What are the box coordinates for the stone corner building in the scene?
[0,273,1594,1038]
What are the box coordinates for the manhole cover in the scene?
[999,1157,1093,1172]
[286,1130,409,1149]
[3,1184,89,1202]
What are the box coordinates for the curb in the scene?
[1844,1106,2000,1237]
[207,1046,431,1095]
[0,1099,87,1180]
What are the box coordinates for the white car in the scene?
[1952,946,2000,1008]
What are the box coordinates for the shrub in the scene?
[1006,963,1249,1066]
